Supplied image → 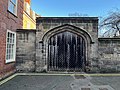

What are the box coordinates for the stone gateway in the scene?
[16,17,120,73]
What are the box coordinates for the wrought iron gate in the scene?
[48,31,86,71]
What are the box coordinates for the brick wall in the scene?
[0,0,23,79]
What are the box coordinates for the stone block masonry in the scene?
[16,17,99,72]
[93,38,120,73]
[16,30,36,72]
[16,17,120,73]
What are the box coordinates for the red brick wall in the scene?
[0,0,23,79]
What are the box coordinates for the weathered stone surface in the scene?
[16,17,100,72]
[96,38,120,73]
[35,17,98,72]
[16,30,36,72]
[16,17,120,73]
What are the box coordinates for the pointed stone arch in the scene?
[42,24,94,44]
[39,24,93,72]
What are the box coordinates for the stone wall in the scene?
[16,29,36,72]
[36,17,98,72]
[15,17,120,73]
[16,17,100,73]
[90,38,120,73]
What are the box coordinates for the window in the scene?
[6,30,16,63]
[8,0,17,15]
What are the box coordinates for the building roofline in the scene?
[98,37,120,41]
[36,17,98,21]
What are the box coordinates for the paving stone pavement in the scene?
[0,74,120,90]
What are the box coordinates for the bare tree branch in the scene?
[99,10,120,37]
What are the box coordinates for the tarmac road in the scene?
[0,74,120,90]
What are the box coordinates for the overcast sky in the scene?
[31,0,120,18]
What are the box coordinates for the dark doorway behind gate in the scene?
[48,31,86,71]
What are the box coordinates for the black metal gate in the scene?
[48,31,86,71]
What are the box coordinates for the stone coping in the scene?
[98,38,120,41]
[37,17,98,21]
